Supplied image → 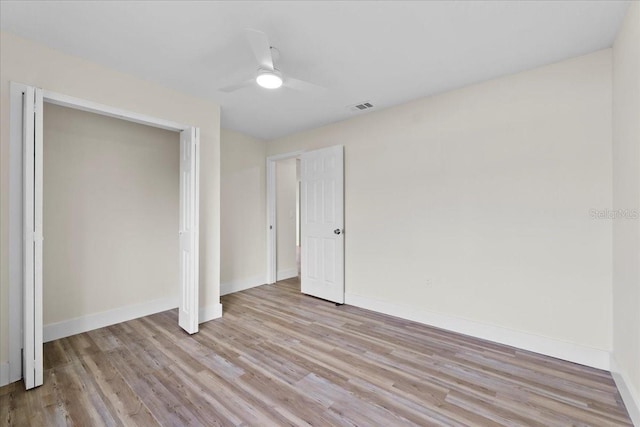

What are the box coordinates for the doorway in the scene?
[42,103,180,341]
[275,157,300,281]
[266,146,345,304]
[8,83,201,389]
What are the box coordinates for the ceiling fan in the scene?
[218,29,326,94]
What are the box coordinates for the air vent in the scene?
[348,101,375,112]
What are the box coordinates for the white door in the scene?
[300,145,345,303]
[23,86,44,389]
[178,127,200,334]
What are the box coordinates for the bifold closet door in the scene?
[178,127,200,334]
[23,86,44,390]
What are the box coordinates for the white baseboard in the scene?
[611,356,640,426]
[277,268,298,281]
[43,296,225,342]
[43,296,179,342]
[0,361,9,387]
[199,303,223,323]
[221,275,265,296]
[344,292,611,371]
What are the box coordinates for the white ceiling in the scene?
[0,1,630,140]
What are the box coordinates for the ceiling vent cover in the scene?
[348,101,374,112]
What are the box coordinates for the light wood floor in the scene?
[1,278,632,426]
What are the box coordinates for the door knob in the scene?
[334,229,342,235]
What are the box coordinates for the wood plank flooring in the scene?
[0,278,633,426]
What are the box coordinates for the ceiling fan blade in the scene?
[246,29,274,70]
[218,78,255,93]
[284,76,328,95]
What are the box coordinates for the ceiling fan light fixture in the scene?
[256,68,283,89]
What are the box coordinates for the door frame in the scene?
[266,150,304,284]
[8,82,200,386]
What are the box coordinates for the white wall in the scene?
[0,31,221,379]
[220,128,267,295]
[268,50,613,365]
[612,2,640,423]
[276,158,298,280]
[43,103,179,327]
